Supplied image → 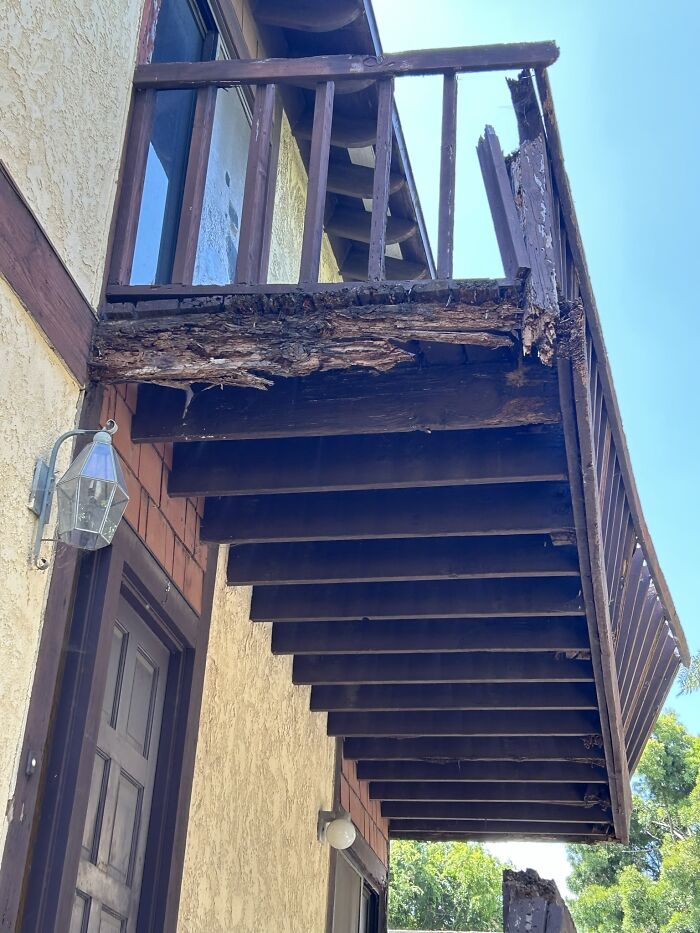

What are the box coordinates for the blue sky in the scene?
[373,0,699,890]
[374,0,698,729]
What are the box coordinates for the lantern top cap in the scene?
[92,420,118,445]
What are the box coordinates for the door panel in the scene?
[76,598,169,931]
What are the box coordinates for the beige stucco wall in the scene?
[178,555,336,932]
[0,278,82,858]
[0,0,142,306]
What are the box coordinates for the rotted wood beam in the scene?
[93,283,524,387]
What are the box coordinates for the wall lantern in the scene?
[318,808,356,850]
[29,420,129,569]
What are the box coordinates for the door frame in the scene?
[19,519,216,933]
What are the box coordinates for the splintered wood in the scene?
[92,281,523,388]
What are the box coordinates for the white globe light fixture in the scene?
[30,420,129,568]
[318,809,356,850]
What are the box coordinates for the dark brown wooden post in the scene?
[476,125,529,283]
[368,78,394,281]
[170,84,218,284]
[299,80,335,284]
[108,90,156,285]
[437,72,458,279]
[236,82,277,285]
[503,869,577,932]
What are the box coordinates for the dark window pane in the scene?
[152,0,206,63]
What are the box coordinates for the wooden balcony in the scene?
[95,41,688,844]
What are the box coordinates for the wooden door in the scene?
[70,598,169,932]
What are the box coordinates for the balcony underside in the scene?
[96,277,686,845]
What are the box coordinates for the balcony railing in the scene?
[107,41,560,291]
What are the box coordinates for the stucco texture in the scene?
[0,278,81,857]
[178,552,336,933]
[268,113,341,286]
[0,0,142,305]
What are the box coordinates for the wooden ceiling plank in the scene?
[381,801,611,822]
[311,682,599,712]
[202,482,574,545]
[356,760,608,783]
[371,782,609,804]
[327,708,600,737]
[132,363,561,443]
[388,820,611,840]
[272,616,589,655]
[171,426,568,497]
[343,735,606,762]
[230,537,580,585]
[252,576,585,622]
[341,250,428,280]
[294,652,594,685]
[295,110,378,148]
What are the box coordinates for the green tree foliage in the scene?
[567,712,700,933]
[388,840,506,931]
[678,652,700,695]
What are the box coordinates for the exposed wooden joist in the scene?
[92,296,520,388]
[252,577,585,622]
[311,682,599,712]
[371,782,609,804]
[253,0,363,32]
[230,536,579,585]
[356,760,608,783]
[327,708,600,737]
[326,207,417,246]
[344,735,605,762]
[271,616,588,655]
[171,426,567,497]
[133,43,561,89]
[204,482,575,545]
[341,250,428,281]
[294,652,594,685]
[381,801,611,823]
[326,163,405,199]
[132,361,561,442]
[389,820,611,841]
[295,111,378,148]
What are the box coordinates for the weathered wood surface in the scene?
[299,80,335,284]
[510,130,559,363]
[504,869,578,933]
[369,78,395,280]
[93,293,522,387]
[271,617,589,655]
[382,801,609,822]
[131,362,560,442]
[344,735,605,762]
[437,73,458,278]
[327,709,600,737]
[312,683,599,713]
[293,652,594,685]
[371,781,608,804]
[326,207,416,245]
[173,426,567,497]
[203,482,575,545]
[133,42,560,90]
[390,821,610,842]
[325,162,405,198]
[357,759,606,782]
[229,536,578,585]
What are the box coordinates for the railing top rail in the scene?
[133,41,559,89]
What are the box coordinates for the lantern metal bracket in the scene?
[29,420,118,570]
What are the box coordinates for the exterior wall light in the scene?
[318,808,356,850]
[29,420,129,569]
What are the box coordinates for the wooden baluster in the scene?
[108,90,156,285]
[368,78,394,281]
[299,81,335,284]
[437,72,458,280]
[236,83,277,285]
[476,125,529,282]
[171,83,218,284]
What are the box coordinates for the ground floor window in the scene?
[332,853,380,933]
